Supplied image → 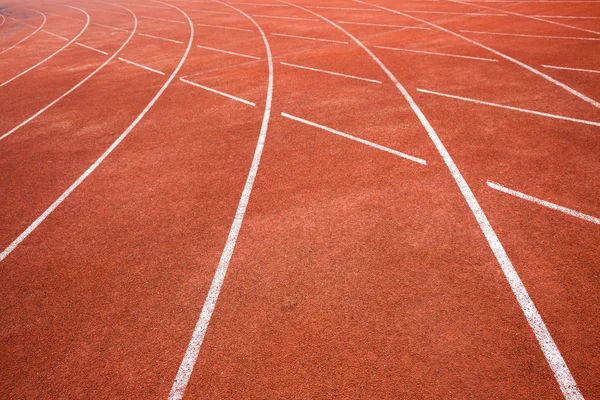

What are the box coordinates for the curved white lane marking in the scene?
[0,9,46,55]
[0,5,139,142]
[288,2,584,399]
[0,7,91,87]
[0,1,193,264]
[0,14,5,28]
[169,1,273,398]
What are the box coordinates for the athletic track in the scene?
[0,0,598,398]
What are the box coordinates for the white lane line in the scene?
[282,112,427,165]
[487,181,600,225]
[196,22,253,31]
[140,15,185,23]
[295,3,584,399]
[306,6,381,11]
[0,14,5,28]
[459,29,600,41]
[117,2,171,9]
[42,29,68,41]
[271,32,348,44]
[542,64,600,74]
[197,44,260,59]
[169,2,273,399]
[94,22,129,32]
[533,15,600,19]
[338,20,429,29]
[1,8,90,87]
[417,88,600,127]
[0,6,138,142]
[44,11,84,22]
[76,42,109,55]
[400,9,508,16]
[280,61,382,83]
[118,57,165,75]
[252,14,319,21]
[0,2,193,261]
[374,45,498,62]
[356,1,600,112]
[180,77,255,106]
[185,9,234,14]
[229,1,288,6]
[139,32,184,43]
[84,7,129,15]
[0,10,46,55]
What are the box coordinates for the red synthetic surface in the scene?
[0,0,598,398]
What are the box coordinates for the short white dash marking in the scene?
[118,57,165,75]
[196,22,253,31]
[487,181,600,225]
[542,64,600,74]
[400,9,507,16]
[185,9,233,14]
[281,61,381,83]
[374,45,498,62]
[139,32,184,43]
[84,7,129,15]
[282,112,427,165]
[459,29,600,41]
[180,77,255,106]
[43,29,68,41]
[271,32,348,44]
[140,15,184,23]
[252,14,318,21]
[94,22,129,32]
[229,1,288,6]
[76,42,109,55]
[533,14,600,19]
[197,44,260,59]
[338,20,429,29]
[307,6,381,11]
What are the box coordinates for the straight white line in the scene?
[306,5,381,11]
[196,22,253,31]
[84,7,129,15]
[252,13,318,21]
[338,20,429,29]
[1,8,90,87]
[282,112,427,165]
[76,42,109,55]
[45,11,84,22]
[0,0,194,269]
[459,29,600,41]
[169,1,273,398]
[94,22,129,32]
[140,15,185,23]
[180,77,255,106]
[400,9,508,16]
[487,181,600,225]
[417,88,600,127]
[139,32,184,43]
[374,45,498,62]
[0,10,46,55]
[118,57,165,75]
[542,64,600,74]
[533,14,600,19]
[197,44,260,59]
[0,6,138,142]
[281,61,381,83]
[295,3,584,399]
[185,9,233,14]
[271,32,348,44]
[43,29,68,41]
[229,1,288,6]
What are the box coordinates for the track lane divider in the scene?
[0,10,46,56]
[179,78,256,106]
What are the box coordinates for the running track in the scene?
[0,0,598,398]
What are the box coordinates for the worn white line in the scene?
[417,88,600,127]
[357,0,600,111]
[43,29,68,41]
[169,2,273,399]
[76,42,109,55]
[488,181,600,225]
[0,10,46,55]
[197,44,260,59]
[533,14,600,19]
[229,1,288,6]
[252,13,318,21]
[180,77,255,105]
[400,9,508,16]
[459,29,600,41]
[196,22,253,31]
[0,14,5,28]
[140,15,185,23]
[117,2,171,9]
[44,11,84,22]
[338,20,429,29]
[94,22,129,32]
[84,7,129,15]
[542,64,600,74]
[281,61,381,83]
[1,8,90,87]
[307,5,380,11]
[139,32,184,43]
[374,45,498,62]
[296,3,584,399]
[118,57,165,74]
[282,112,427,165]
[271,32,348,44]
[0,5,138,142]
[185,9,233,14]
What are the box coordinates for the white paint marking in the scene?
[533,14,600,19]
[374,45,498,62]
[271,32,348,44]
[282,112,427,165]
[0,6,138,142]
[118,57,165,75]
[1,8,90,87]
[117,2,171,9]
[459,29,600,41]
[338,20,429,29]
[84,7,129,15]
[94,22,129,32]
[139,32,184,43]
[417,88,600,127]
[140,15,185,23]
[281,61,382,83]
[197,44,260,59]
[299,3,585,399]
[252,13,318,21]
[43,29,68,41]
[44,11,84,22]
[0,10,46,55]
[169,2,273,399]
[185,9,233,14]
[0,14,5,28]
[180,77,255,106]
[229,1,288,6]
[76,42,109,55]
[400,9,507,16]
[542,64,600,74]
[196,22,253,31]
[307,5,380,11]
[488,181,600,225]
